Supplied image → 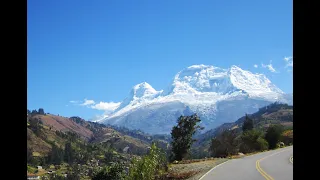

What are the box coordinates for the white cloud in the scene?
[69,99,121,121]
[254,64,258,68]
[91,101,121,111]
[70,99,95,106]
[261,62,277,73]
[70,99,120,112]
[284,56,292,62]
[284,56,293,68]
[89,101,121,121]
[80,99,95,106]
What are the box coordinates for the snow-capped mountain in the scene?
[97,65,292,134]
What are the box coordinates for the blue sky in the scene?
[28,0,292,120]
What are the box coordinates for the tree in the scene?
[31,109,38,115]
[93,162,126,180]
[104,148,115,164]
[127,142,167,180]
[170,114,204,161]
[64,142,75,163]
[29,118,42,136]
[239,130,268,153]
[67,164,81,180]
[242,114,254,132]
[48,144,64,164]
[265,125,284,149]
[209,130,238,157]
[27,147,33,163]
[38,108,45,115]
[209,137,222,157]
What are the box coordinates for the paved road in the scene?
[200,146,293,180]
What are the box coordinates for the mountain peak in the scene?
[133,82,152,90]
[113,82,161,113]
[131,82,158,98]
[230,65,242,70]
[163,64,284,97]
[165,65,234,94]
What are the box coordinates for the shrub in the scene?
[127,143,167,180]
[280,130,293,145]
[209,130,239,157]
[256,137,268,151]
[265,125,284,149]
[240,130,268,153]
[92,162,126,180]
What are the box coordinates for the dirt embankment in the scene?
[167,158,228,180]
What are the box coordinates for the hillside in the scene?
[27,110,171,179]
[27,113,171,156]
[191,102,293,158]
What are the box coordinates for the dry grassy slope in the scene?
[27,128,52,155]
[260,109,293,127]
[32,114,93,140]
[27,123,71,156]
[262,109,293,118]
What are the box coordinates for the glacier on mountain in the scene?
[97,65,292,134]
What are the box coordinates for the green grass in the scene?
[27,165,37,173]
[97,155,105,159]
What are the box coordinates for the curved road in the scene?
[200,146,293,180]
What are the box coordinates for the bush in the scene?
[27,165,37,173]
[280,130,293,145]
[93,162,126,180]
[240,130,268,153]
[256,137,268,151]
[127,143,167,180]
[209,130,239,157]
[48,174,67,180]
[265,125,284,149]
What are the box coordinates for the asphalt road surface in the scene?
[200,146,293,180]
